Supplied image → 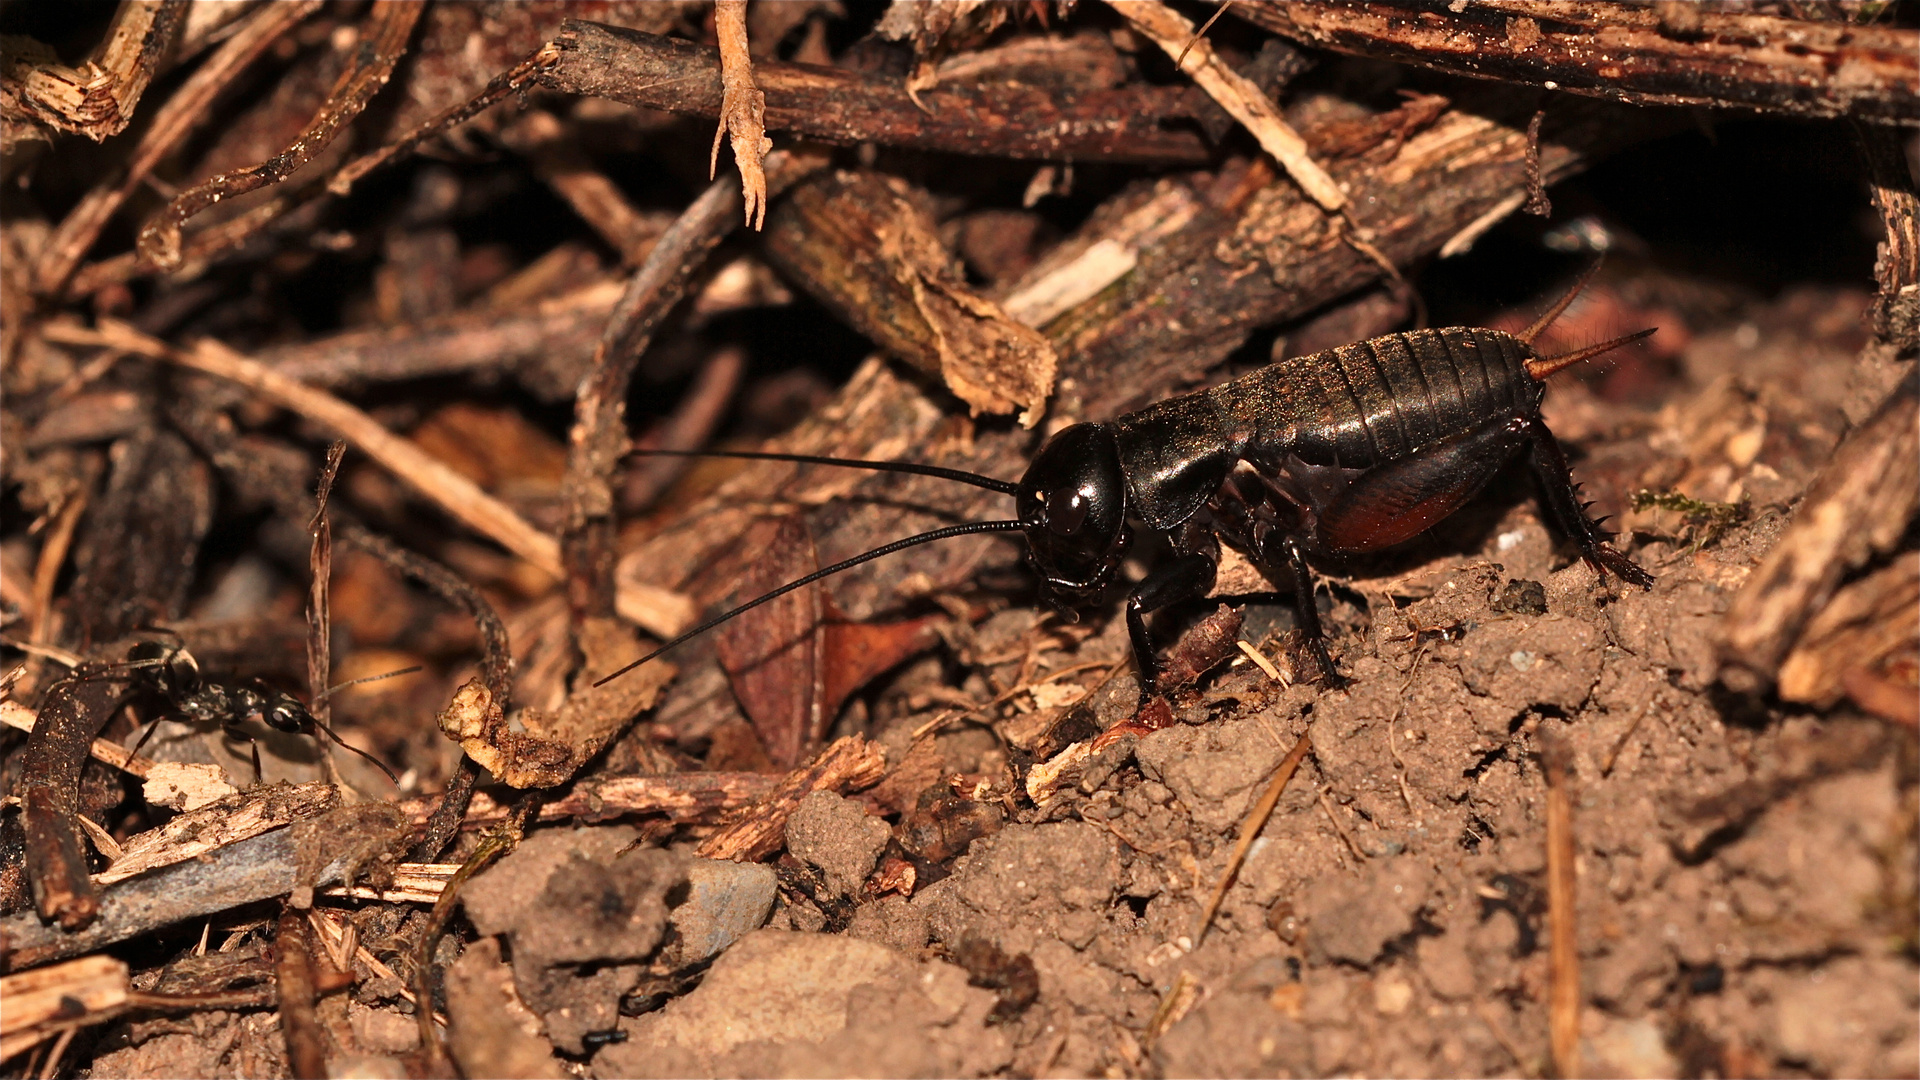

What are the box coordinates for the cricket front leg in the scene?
[1125,550,1219,698]
[1277,535,1347,688]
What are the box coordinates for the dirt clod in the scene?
[463,826,688,1053]
[1301,856,1432,966]
[785,789,890,897]
[596,928,1013,1078]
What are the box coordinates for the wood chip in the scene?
[96,781,340,887]
[0,954,129,1059]
[695,735,887,861]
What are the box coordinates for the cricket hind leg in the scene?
[1525,418,1654,589]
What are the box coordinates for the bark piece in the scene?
[695,736,888,862]
[1047,91,1674,422]
[764,169,1058,425]
[1777,552,1919,712]
[0,826,378,971]
[1718,372,1919,692]
[0,955,129,1059]
[1231,1,1918,125]
[1857,124,1920,356]
[19,679,119,932]
[0,0,187,146]
[542,20,1216,165]
[97,780,339,886]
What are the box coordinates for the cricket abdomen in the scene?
[1215,327,1542,470]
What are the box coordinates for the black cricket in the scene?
[599,271,1655,695]
[120,635,402,784]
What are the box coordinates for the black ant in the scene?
[110,633,409,786]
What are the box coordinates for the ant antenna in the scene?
[596,518,1024,686]
[627,447,1019,496]
[309,665,419,784]
[313,665,423,707]
[309,717,401,784]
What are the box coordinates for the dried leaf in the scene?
[715,515,825,770]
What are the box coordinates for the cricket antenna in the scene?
[1525,328,1657,381]
[627,447,1019,496]
[1519,257,1606,345]
[596,519,1024,686]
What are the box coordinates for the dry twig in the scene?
[51,320,569,581]
[135,2,424,270]
[1193,729,1311,945]
[542,21,1215,165]
[711,0,772,230]
[1110,0,1345,211]
[273,907,327,1079]
[1229,1,1918,125]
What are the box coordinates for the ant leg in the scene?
[133,624,185,647]
[1277,536,1347,688]
[125,716,163,762]
[1124,551,1218,697]
[225,724,264,785]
